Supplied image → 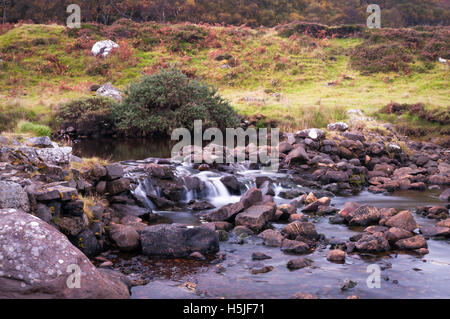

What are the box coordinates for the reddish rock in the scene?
[326,249,346,263]
[281,239,311,254]
[338,202,360,219]
[385,211,418,232]
[395,235,428,250]
[259,229,284,247]
[385,227,414,242]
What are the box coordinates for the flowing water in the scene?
[75,138,450,299]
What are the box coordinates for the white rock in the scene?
[438,57,447,63]
[91,40,119,58]
[96,83,122,101]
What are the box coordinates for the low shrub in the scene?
[56,97,115,136]
[350,44,413,74]
[112,68,240,136]
[18,121,52,137]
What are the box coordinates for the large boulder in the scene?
[0,209,130,299]
[109,224,140,252]
[140,224,219,258]
[0,181,30,212]
[235,204,276,232]
[91,40,119,57]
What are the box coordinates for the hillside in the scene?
[0,20,449,142]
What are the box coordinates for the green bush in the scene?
[56,97,115,136]
[18,121,52,137]
[112,68,240,136]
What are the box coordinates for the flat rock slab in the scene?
[34,185,78,202]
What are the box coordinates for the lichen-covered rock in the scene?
[35,147,72,165]
[0,209,129,299]
[0,181,30,212]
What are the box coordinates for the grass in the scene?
[17,120,51,137]
[0,22,448,137]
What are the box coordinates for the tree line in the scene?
[1,0,449,27]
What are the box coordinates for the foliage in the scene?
[112,68,240,135]
[56,96,115,136]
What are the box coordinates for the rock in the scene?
[343,131,365,142]
[281,239,310,254]
[305,193,317,205]
[385,211,418,232]
[436,219,450,228]
[277,203,296,216]
[207,201,244,222]
[287,257,313,270]
[341,279,357,291]
[109,224,140,252]
[106,178,131,195]
[74,229,101,257]
[32,184,78,202]
[235,204,275,232]
[35,147,72,165]
[240,188,262,209]
[279,141,293,154]
[327,122,349,132]
[282,221,319,242]
[140,224,219,258]
[285,145,309,165]
[105,163,124,180]
[91,40,119,57]
[233,226,253,238]
[54,215,88,237]
[35,203,52,223]
[251,266,274,275]
[348,206,381,226]
[428,175,450,185]
[387,143,402,153]
[385,227,413,242]
[111,204,152,220]
[326,250,346,263]
[189,252,206,261]
[0,181,30,212]
[355,233,390,253]
[220,175,240,193]
[291,293,319,299]
[0,209,129,299]
[439,188,450,202]
[395,235,428,250]
[259,229,284,247]
[63,200,84,217]
[25,136,53,148]
[296,128,325,140]
[252,252,272,260]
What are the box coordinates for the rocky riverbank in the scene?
[0,118,449,298]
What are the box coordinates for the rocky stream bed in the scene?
[0,119,449,299]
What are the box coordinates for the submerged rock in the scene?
[0,209,130,299]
